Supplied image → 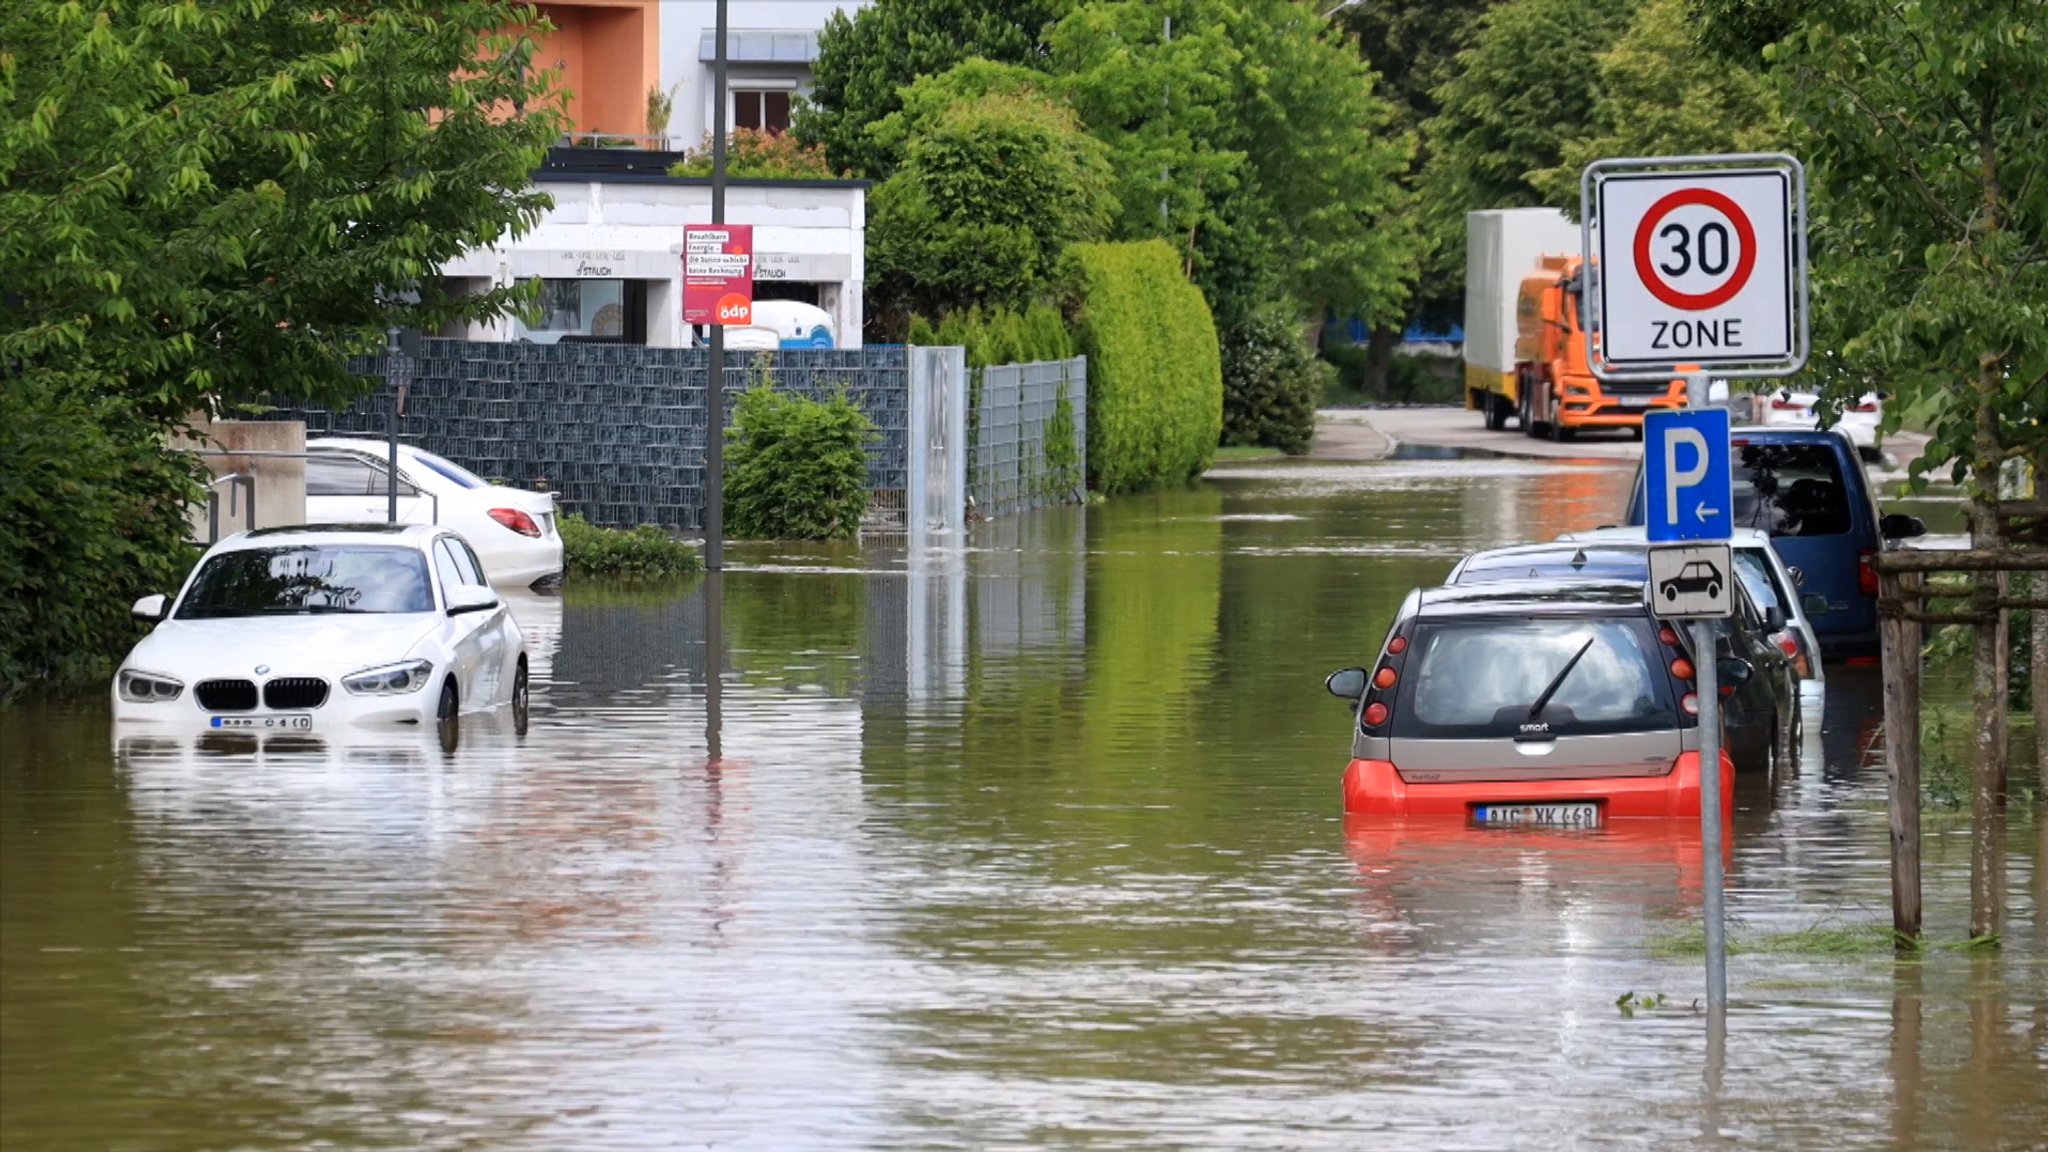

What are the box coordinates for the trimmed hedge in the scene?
[558,513,702,580]
[1067,241,1223,493]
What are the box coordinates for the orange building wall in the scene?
[529,0,660,137]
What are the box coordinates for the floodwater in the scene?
[4,453,2044,1150]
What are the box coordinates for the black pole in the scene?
[386,325,402,522]
[704,0,728,571]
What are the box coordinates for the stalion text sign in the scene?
[1581,156,1807,379]
[683,224,755,326]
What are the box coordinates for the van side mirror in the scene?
[1326,668,1367,701]
[1717,657,1754,686]
[1802,593,1829,617]
[131,594,169,623]
[1880,513,1926,540]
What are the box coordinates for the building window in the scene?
[513,278,648,345]
[732,89,792,134]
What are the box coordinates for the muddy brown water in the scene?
[4,456,2043,1150]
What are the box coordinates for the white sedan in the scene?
[1756,389,1884,456]
[305,438,563,589]
[114,524,528,733]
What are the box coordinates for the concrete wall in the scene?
[171,419,308,541]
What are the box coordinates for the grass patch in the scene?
[1654,918,2004,958]
[559,513,702,581]
[1211,445,1285,462]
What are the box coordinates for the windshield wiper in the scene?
[1527,636,1598,720]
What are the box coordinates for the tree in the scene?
[798,0,1064,179]
[0,0,564,694]
[1417,0,1640,312]
[1535,0,1786,208]
[1698,0,2046,938]
[865,88,1118,331]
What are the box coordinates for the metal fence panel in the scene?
[970,357,1087,520]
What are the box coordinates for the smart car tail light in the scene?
[1387,636,1408,655]
[1364,702,1390,726]
[489,508,542,538]
[1681,692,1700,716]
[1670,658,1696,682]
[1373,666,1398,690]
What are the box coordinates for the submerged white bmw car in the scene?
[114,524,529,732]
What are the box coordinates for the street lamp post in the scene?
[705,0,729,570]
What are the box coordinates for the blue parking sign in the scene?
[1643,409,1733,542]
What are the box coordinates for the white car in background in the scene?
[1558,525,1829,717]
[305,439,563,589]
[1757,389,1885,458]
[114,524,529,733]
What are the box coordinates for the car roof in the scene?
[213,523,441,551]
[1726,425,1855,447]
[1559,525,1774,547]
[1413,579,1650,619]
[308,437,426,456]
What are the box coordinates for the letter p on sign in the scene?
[1664,428,1708,526]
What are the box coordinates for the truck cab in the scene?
[1512,257,1686,440]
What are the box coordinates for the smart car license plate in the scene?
[210,714,312,732]
[1475,803,1600,828]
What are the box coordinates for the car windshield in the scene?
[1394,617,1676,738]
[407,449,490,490]
[177,546,434,618]
[1732,443,1850,537]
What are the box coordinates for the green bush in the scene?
[1067,241,1224,493]
[558,513,702,580]
[725,386,876,540]
[1319,344,1465,406]
[0,376,202,700]
[1220,310,1326,455]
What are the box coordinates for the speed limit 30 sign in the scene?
[1581,155,1807,379]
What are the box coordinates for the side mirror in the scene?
[1717,657,1754,686]
[1880,513,1926,540]
[1787,565,1804,587]
[445,585,500,616]
[1326,668,1368,701]
[1765,605,1788,633]
[1802,593,1830,618]
[131,594,169,623]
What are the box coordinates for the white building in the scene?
[657,1,869,151]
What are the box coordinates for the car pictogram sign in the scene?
[1649,543,1734,619]
[1581,158,1806,378]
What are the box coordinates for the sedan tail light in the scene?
[489,507,542,538]
[1769,398,1806,411]
[1850,402,1879,413]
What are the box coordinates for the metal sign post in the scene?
[1586,153,1809,1019]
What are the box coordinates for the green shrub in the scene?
[1067,241,1224,493]
[0,376,202,700]
[558,513,701,580]
[725,386,876,540]
[670,129,836,178]
[1220,310,1325,455]
[1042,382,1082,498]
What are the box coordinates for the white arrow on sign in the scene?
[1696,502,1720,521]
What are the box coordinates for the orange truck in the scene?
[1464,208,1685,440]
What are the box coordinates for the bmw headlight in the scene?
[118,669,185,703]
[342,660,434,696]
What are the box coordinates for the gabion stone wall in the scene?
[282,340,911,531]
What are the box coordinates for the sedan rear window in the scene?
[177,546,434,618]
[408,449,490,490]
[1733,443,1850,537]
[1394,617,1676,739]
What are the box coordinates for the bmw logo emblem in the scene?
[255,665,271,675]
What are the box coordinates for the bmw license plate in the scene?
[211,714,312,732]
[1475,803,1600,828]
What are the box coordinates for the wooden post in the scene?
[2034,573,2047,783]
[1882,570,1924,943]
[1970,570,2008,939]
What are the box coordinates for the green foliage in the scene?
[867,88,1117,329]
[799,0,1064,178]
[668,129,836,179]
[1068,241,1224,492]
[1219,311,1325,454]
[1044,383,1083,498]
[725,387,876,540]
[1718,0,2048,508]
[1052,0,1416,329]
[910,303,1077,365]
[557,514,702,581]
[1534,0,1786,208]
[0,378,202,699]
[1320,345,1465,406]
[0,0,566,425]
[1417,0,1640,303]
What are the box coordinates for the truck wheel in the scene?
[1484,394,1507,431]
[1519,388,1540,437]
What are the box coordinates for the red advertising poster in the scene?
[682,224,754,326]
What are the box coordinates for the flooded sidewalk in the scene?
[3,457,2041,1150]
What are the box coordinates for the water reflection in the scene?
[2,457,2043,1150]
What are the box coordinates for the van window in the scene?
[1733,443,1850,537]
[1394,617,1677,739]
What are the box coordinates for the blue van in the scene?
[1626,427,1924,657]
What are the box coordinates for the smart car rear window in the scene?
[1732,443,1850,538]
[1392,616,1677,739]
